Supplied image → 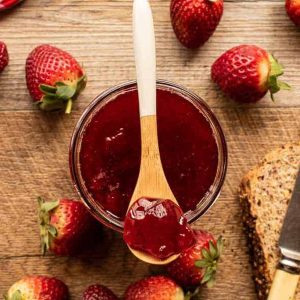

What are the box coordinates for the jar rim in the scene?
[69,79,228,233]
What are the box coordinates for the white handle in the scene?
[133,0,156,117]
[268,269,299,300]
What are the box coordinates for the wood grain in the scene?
[0,0,300,299]
[0,1,300,110]
[0,108,299,298]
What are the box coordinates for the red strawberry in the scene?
[0,0,23,11]
[38,197,99,256]
[83,284,119,300]
[170,0,223,49]
[5,276,68,300]
[286,0,300,26]
[124,276,184,300]
[167,230,223,288]
[0,41,9,73]
[211,45,290,103]
[26,44,87,114]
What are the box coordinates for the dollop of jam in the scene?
[123,198,196,260]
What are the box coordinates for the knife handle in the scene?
[268,269,299,300]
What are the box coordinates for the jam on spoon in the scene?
[123,197,196,260]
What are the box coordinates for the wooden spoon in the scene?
[127,0,180,265]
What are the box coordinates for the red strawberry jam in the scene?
[79,88,219,220]
[124,198,196,260]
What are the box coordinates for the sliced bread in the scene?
[240,142,300,300]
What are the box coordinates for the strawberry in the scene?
[83,284,119,300]
[25,44,87,114]
[166,230,223,288]
[0,41,9,73]
[211,45,290,103]
[0,0,23,11]
[38,197,99,256]
[170,0,223,49]
[4,276,68,300]
[286,0,300,26]
[124,276,184,300]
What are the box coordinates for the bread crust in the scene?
[239,142,300,300]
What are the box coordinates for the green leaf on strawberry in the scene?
[268,54,291,101]
[38,197,59,255]
[39,74,87,114]
[167,230,223,290]
[195,237,224,288]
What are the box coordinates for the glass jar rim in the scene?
[69,79,228,233]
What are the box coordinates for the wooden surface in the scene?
[0,0,300,299]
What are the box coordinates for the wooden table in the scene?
[0,0,300,299]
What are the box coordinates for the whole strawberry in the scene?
[0,41,9,73]
[170,0,223,49]
[0,0,23,11]
[211,45,290,103]
[286,0,300,26]
[167,230,223,288]
[26,44,87,114]
[83,284,119,300]
[5,276,68,300]
[38,197,99,256]
[124,276,184,300]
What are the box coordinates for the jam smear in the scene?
[79,88,219,220]
[123,198,196,260]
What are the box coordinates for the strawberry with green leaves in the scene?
[4,276,68,300]
[167,230,223,288]
[211,45,290,103]
[26,44,86,114]
[124,276,184,300]
[38,197,99,256]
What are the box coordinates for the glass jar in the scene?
[69,80,227,233]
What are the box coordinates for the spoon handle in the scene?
[133,0,156,117]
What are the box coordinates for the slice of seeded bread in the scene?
[239,142,300,300]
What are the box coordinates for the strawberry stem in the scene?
[65,99,73,114]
